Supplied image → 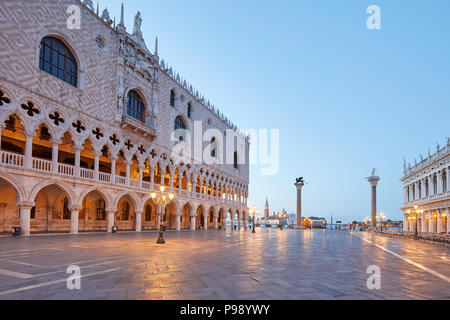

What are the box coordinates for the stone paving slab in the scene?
[0,229,448,300]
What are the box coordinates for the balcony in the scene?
[403,191,450,208]
[120,114,156,138]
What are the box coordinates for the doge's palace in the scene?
[0,0,250,236]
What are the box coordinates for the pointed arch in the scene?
[28,180,76,207]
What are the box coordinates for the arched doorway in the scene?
[31,184,73,233]
[196,205,205,229]
[80,190,108,232]
[208,207,215,229]
[181,203,192,229]
[0,177,20,233]
[164,202,177,230]
[116,196,136,231]
[142,201,157,230]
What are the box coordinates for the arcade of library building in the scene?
[402,140,450,234]
[0,0,250,236]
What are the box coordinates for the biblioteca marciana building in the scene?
[401,139,450,234]
[0,0,250,236]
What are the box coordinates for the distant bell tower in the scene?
[264,197,269,218]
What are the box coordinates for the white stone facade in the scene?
[401,140,450,234]
[0,0,249,235]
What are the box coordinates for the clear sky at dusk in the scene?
[98,0,450,222]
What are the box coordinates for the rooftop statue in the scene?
[296,177,304,184]
[134,11,142,36]
[370,168,377,177]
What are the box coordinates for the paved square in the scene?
[0,229,449,300]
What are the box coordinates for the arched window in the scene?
[39,36,78,87]
[121,202,130,221]
[145,205,153,221]
[433,176,438,195]
[174,116,187,141]
[443,171,447,193]
[96,199,106,221]
[418,182,422,199]
[407,187,410,202]
[127,90,145,122]
[170,90,176,107]
[187,103,192,118]
[233,152,238,169]
[425,180,429,197]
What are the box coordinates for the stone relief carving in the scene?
[119,40,157,82]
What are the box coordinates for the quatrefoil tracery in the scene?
[125,140,133,150]
[110,134,120,145]
[0,90,11,106]
[92,128,104,140]
[21,102,40,117]
[49,112,65,126]
[72,120,86,134]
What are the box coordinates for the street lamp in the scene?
[249,206,260,233]
[409,205,424,238]
[150,186,174,244]
[378,213,386,231]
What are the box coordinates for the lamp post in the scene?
[377,213,386,231]
[150,186,174,244]
[249,206,260,233]
[409,205,424,238]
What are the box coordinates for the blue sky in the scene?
[97,0,450,222]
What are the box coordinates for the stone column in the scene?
[429,211,434,233]
[214,213,219,229]
[125,160,131,185]
[110,157,117,183]
[18,202,35,236]
[135,211,142,232]
[176,213,181,231]
[51,140,60,173]
[138,164,144,188]
[421,214,426,234]
[190,215,196,231]
[437,210,442,234]
[160,169,166,187]
[178,175,182,190]
[244,212,249,230]
[231,215,235,231]
[0,203,6,233]
[74,146,82,177]
[24,131,35,169]
[192,178,197,197]
[170,174,174,190]
[203,214,208,230]
[94,151,100,181]
[447,208,450,234]
[366,175,380,228]
[106,209,115,233]
[150,168,155,190]
[447,170,450,193]
[70,207,81,234]
[295,180,305,228]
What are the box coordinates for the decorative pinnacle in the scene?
[119,3,124,25]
